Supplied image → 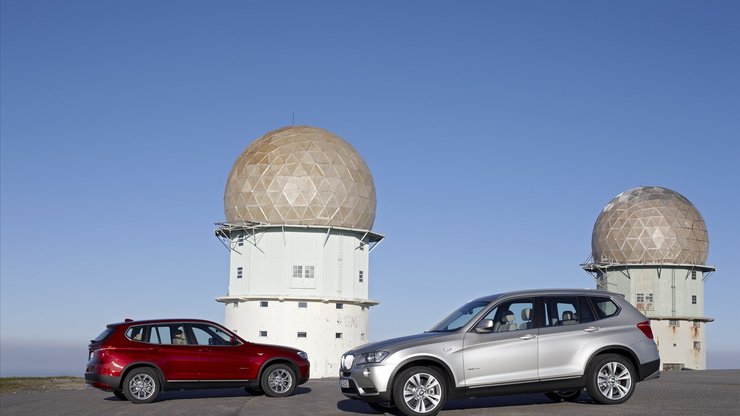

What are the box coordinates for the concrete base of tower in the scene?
[219,296,374,378]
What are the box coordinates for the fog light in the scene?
[363,368,371,377]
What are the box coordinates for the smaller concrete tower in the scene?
[582,186,714,370]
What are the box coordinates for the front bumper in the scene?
[339,362,394,402]
[84,372,121,391]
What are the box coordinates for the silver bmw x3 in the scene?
[339,289,660,416]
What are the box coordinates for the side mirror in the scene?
[474,319,494,333]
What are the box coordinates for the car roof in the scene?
[472,288,619,303]
[109,318,222,327]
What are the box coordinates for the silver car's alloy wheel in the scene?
[268,368,293,394]
[596,361,632,400]
[402,372,442,414]
[128,373,156,400]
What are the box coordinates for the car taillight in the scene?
[637,321,654,340]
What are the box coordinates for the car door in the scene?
[462,298,538,387]
[188,323,257,381]
[147,323,201,381]
[536,296,599,380]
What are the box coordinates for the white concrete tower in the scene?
[215,126,383,378]
[582,186,714,370]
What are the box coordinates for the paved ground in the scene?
[1,370,738,416]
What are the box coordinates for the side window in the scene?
[483,299,534,332]
[591,297,620,319]
[190,324,233,346]
[543,297,590,327]
[125,325,146,342]
[148,325,177,345]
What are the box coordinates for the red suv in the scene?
[85,319,310,403]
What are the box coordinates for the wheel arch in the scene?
[388,356,458,400]
[585,346,641,379]
[120,362,166,390]
[258,357,300,383]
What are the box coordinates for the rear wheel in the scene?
[545,389,582,402]
[122,367,160,404]
[393,366,447,416]
[368,401,397,413]
[260,363,297,397]
[586,354,636,404]
[112,389,127,401]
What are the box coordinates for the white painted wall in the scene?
[218,227,375,378]
[596,267,708,369]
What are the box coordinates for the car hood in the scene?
[348,332,457,355]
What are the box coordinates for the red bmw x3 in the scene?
[85,318,310,403]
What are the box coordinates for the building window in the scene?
[293,265,303,278]
[237,267,243,279]
[646,293,654,303]
[260,301,268,308]
[691,270,697,280]
[335,333,343,339]
[297,332,307,338]
[298,302,307,308]
[361,333,366,341]
[692,295,697,304]
[304,266,315,279]
[237,235,244,247]
[259,331,267,337]
[694,341,701,350]
[359,271,364,283]
[636,293,645,303]
[669,320,680,327]
[336,303,344,309]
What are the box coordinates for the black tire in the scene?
[112,389,127,401]
[244,386,265,396]
[122,367,160,404]
[260,363,297,397]
[368,401,397,413]
[393,366,447,416]
[545,389,582,402]
[585,354,636,405]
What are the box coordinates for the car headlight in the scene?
[360,351,389,364]
[297,351,308,360]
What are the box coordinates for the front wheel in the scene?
[393,366,447,416]
[260,363,297,397]
[585,354,636,404]
[545,389,582,402]
[122,367,160,404]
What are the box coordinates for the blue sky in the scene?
[1,1,738,376]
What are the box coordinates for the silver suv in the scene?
[339,289,660,416]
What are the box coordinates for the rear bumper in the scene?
[639,359,661,381]
[84,372,120,391]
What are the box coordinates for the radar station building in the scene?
[215,126,383,378]
[582,186,714,370]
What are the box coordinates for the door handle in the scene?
[584,326,600,333]
[519,334,536,340]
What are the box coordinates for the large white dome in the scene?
[224,126,376,230]
[591,186,708,265]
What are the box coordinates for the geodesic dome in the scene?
[591,186,708,265]
[224,126,376,230]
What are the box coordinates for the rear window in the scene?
[125,325,147,342]
[592,297,620,319]
[93,327,115,342]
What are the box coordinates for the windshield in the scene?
[429,300,490,332]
